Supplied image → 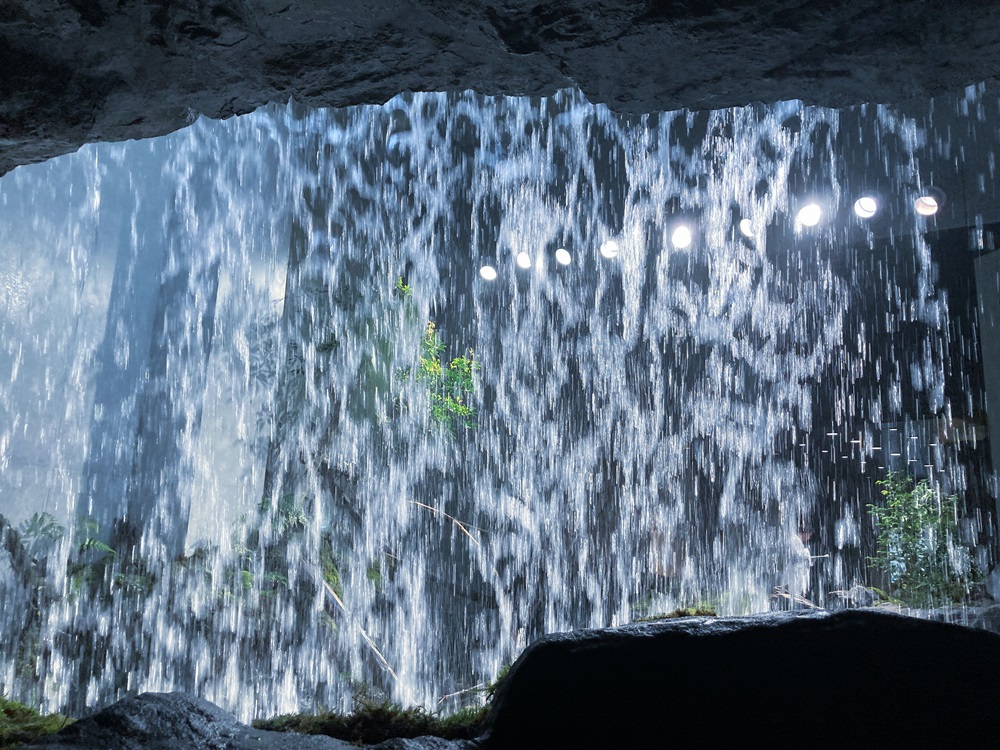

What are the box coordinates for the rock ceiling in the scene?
[3,1,1000,174]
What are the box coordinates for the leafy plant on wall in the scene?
[867,472,980,606]
[398,320,479,435]
[394,277,479,435]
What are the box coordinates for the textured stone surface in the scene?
[4,1,1000,175]
[482,609,1000,748]
[22,693,354,749]
[21,692,477,750]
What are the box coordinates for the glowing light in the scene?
[914,195,939,216]
[853,196,877,218]
[739,218,754,237]
[599,240,619,258]
[516,252,531,269]
[796,203,822,227]
[555,248,571,265]
[479,265,497,281]
[671,225,693,249]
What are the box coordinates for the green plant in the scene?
[66,516,118,595]
[868,472,979,606]
[400,321,479,434]
[319,537,344,599]
[259,495,308,534]
[394,276,413,298]
[17,513,64,558]
[483,664,510,702]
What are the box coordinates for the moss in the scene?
[319,537,343,599]
[254,700,488,744]
[634,606,718,623]
[0,697,73,749]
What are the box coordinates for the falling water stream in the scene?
[0,85,997,720]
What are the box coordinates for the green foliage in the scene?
[66,517,120,595]
[17,513,64,557]
[254,693,488,744]
[0,696,73,749]
[483,664,510,702]
[319,537,344,599]
[365,561,383,590]
[868,472,979,606]
[259,495,308,534]
[253,662,518,744]
[394,277,413,298]
[400,322,479,434]
[78,538,116,557]
[276,498,308,533]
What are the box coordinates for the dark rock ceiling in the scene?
[3,0,1000,175]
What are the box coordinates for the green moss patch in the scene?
[0,696,73,749]
[254,700,488,745]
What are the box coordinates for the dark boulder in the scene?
[483,609,1000,748]
[22,692,351,750]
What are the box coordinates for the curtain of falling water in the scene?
[0,88,982,720]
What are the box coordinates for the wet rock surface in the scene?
[21,693,355,749]
[21,692,477,749]
[482,609,1000,748]
[4,1,1000,174]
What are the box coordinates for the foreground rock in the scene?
[483,609,1000,748]
[5,1,1000,175]
[21,692,474,750]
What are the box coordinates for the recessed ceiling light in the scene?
[479,265,497,281]
[671,225,693,249]
[853,196,877,218]
[796,203,822,227]
[599,240,619,259]
[516,252,531,269]
[914,195,939,216]
[555,248,572,265]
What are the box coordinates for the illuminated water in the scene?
[0,86,995,720]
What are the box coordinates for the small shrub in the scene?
[394,277,413,298]
[399,321,479,434]
[868,472,979,607]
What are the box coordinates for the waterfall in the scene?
[0,86,994,720]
